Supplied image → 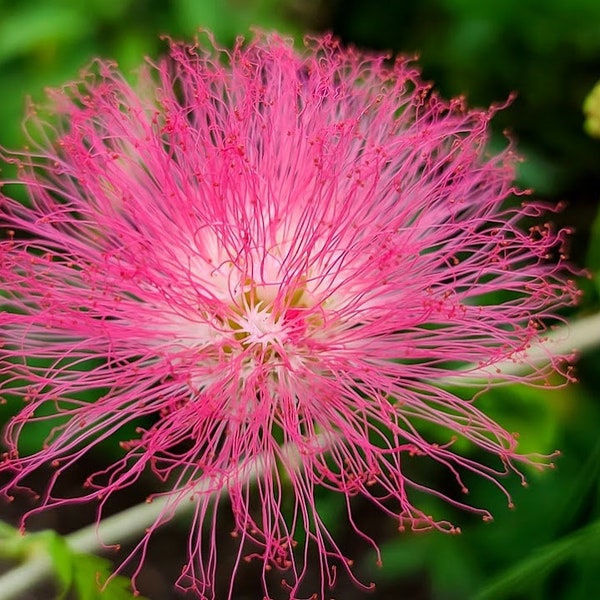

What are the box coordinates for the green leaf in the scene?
[71,552,143,600]
[0,5,93,64]
[0,522,31,560]
[586,206,600,297]
[0,522,146,600]
[471,382,564,455]
[43,531,74,596]
[473,518,600,599]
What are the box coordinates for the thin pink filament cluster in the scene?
[0,32,579,599]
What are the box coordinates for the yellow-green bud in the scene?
[583,80,600,138]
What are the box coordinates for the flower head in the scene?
[0,32,578,599]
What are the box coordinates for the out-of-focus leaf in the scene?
[586,206,600,296]
[370,535,430,579]
[173,0,299,43]
[44,532,73,597]
[473,382,567,455]
[173,0,243,41]
[69,551,144,600]
[515,146,562,195]
[474,518,600,600]
[0,6,93,64]
[584,80,600,139]
[0,522,146,599]
[75,0,134,20]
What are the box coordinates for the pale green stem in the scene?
[0,440,316,600]
[0,312,599,599]
[441,310,600,384]
[0,481,220,600]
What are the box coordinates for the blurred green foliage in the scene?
[0,522,148,599]
[334,0,600,199]
[0,0,312,149]
[1,0,600,599]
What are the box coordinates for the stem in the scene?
[442,310,600,384]
[0,311,598,599]
[0,487,214,600]
[0,440,315,600]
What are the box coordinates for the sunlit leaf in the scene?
[0,6,92,64]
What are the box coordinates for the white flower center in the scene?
[231,302,286,348]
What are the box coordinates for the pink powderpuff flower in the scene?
[0,32,579,599]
